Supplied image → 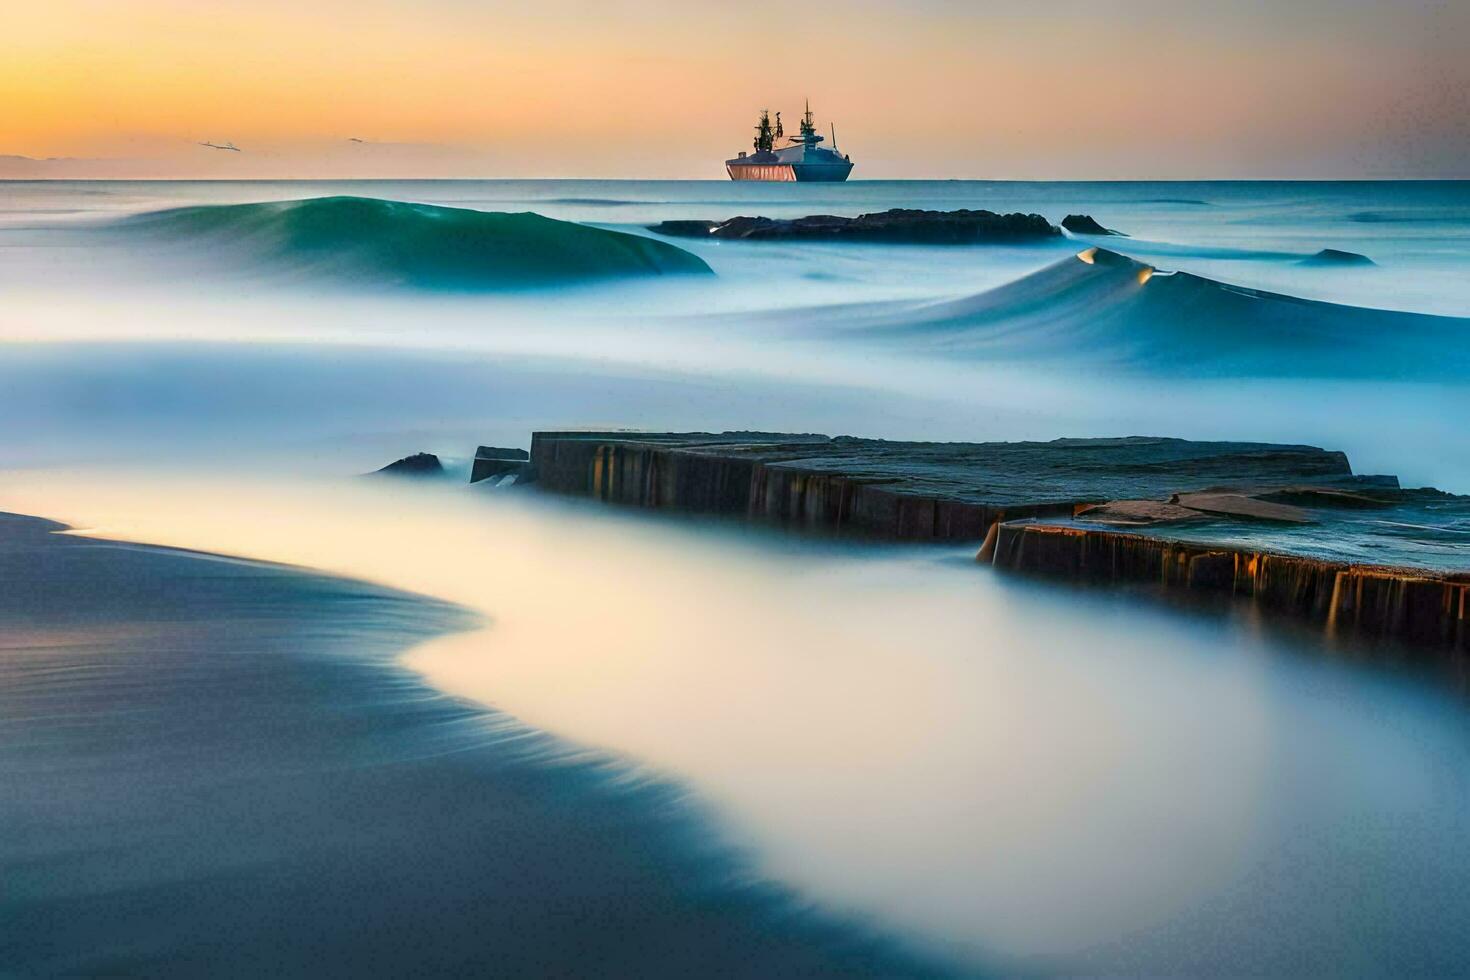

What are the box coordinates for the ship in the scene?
[726,101,853,182]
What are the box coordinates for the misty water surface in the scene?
[3,179,1469,974]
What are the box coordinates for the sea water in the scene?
[2,179,1469,973]
[5,469,1470,975]
[1,179,1467,486]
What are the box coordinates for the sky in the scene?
[3,0,1468,179]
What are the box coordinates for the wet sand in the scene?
[0,512,956,977]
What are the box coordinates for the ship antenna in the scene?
[830,122,837,149]
[800,99,816,141]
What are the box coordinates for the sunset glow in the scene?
[6,4,1470,976]
[5,0,1467,178]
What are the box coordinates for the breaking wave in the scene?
[114,196,712,288]
[821,247,1470,379]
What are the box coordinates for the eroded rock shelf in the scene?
[530,431,1357,541]
[524,430,1468,651]
[983,521,1469,651]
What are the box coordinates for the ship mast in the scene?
[753,109,775,153]
[794,99,823,146]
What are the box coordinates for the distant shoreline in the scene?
[3,175,1469,184]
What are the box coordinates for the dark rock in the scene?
[1256,486,1393,509]
[1074,481,1404,527]
[649,209,1061,244]
[648,220,718,238]
[1168,491,1313,524]
[529,428,1469,650]
[371,452,444,477]
[476,446,530,461]
[471,445,533,485]
[1301,248,1374,266]
[530,431,1354,541]
[985,520,1469,651]
[1061,214,1123,236]
[1074,499,1208,525]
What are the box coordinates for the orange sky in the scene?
[3,0,1468,178]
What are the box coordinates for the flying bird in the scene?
[347,137,366,143]
[198,140,241,152]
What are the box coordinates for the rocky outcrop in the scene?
[1301,248,1375,266]
[1061,214,1123,236]
[530,432,1360,541]
[371,452,445,477]
[470,446,532,485]
[985,521,1469,651]
[648,220,717,238]
[1070,499,1206,525]
[649,209,1061,244]
[1256,486,1393,509]
[531,431,1011,539]
[1072,480,1404,528]
[529,429,1467,650]
[1166,491,1312,523]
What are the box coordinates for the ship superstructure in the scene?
[726,101,853,182]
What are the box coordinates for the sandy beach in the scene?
[0,511,952,977]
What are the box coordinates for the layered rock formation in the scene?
[983,521,1469,651]
[530,430,1468,649]
[648,209,1061,244]
[365,431,1470,650]
[530,432,1359,541]
[979,474,1469,651]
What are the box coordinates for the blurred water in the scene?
[1,180,1468,488]
[0,510,947,978]
[2,180,1469,973]
[5,179,1470,310]
[3,470,1469,975]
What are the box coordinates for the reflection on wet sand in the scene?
[0,511,952,977]
[6,473,1470,974]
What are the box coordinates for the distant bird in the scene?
[198,140,241,152]
[347,137,365,143]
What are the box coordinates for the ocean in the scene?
[2,179,1467,487]
[2,179,1469,975]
